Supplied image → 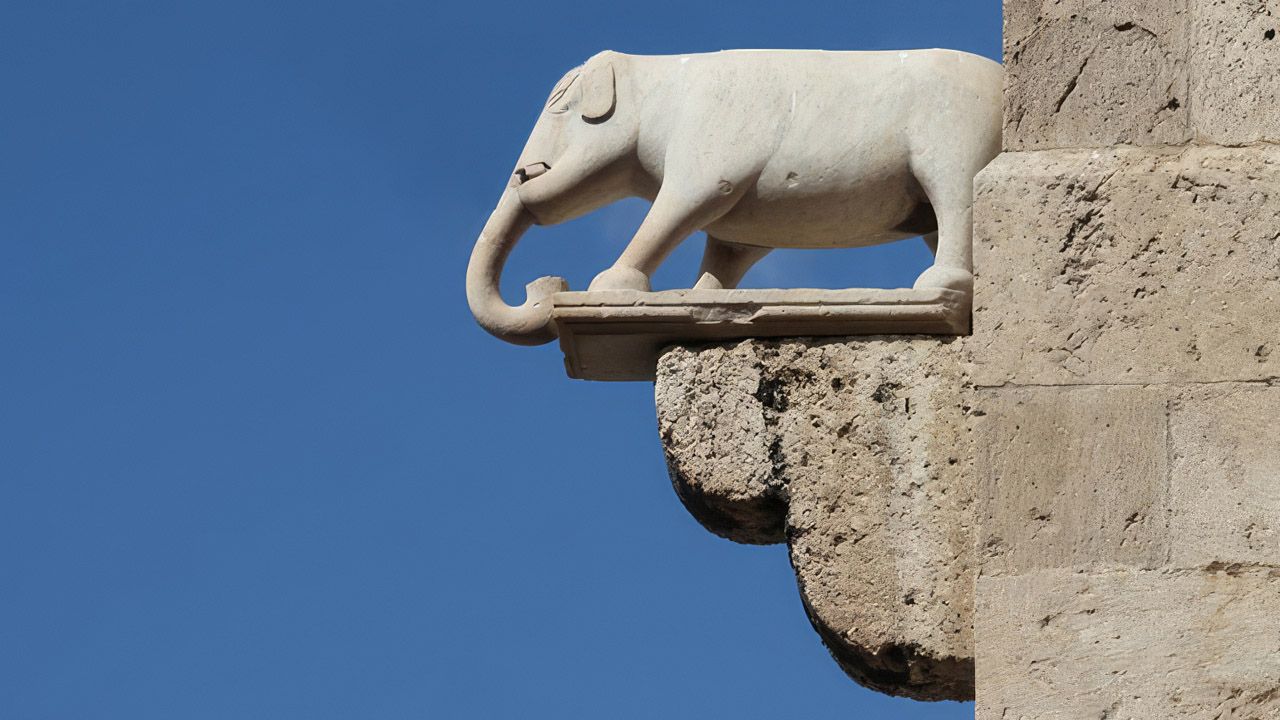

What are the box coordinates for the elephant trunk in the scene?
[466,187,568,346]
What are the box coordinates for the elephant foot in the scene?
[693,272,725,291]
[589,266,651,292]
[913,265,973,295]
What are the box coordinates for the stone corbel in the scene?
[656,337,976,702]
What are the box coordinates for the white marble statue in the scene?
[467,49,1004,345]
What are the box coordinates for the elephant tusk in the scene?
[514,162,551,184]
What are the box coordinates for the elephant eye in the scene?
[545,73,579,114]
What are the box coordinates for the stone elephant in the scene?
[466,49,1004,345]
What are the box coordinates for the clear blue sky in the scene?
[2,2,999,717]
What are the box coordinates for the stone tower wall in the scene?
[973,2,1280,717]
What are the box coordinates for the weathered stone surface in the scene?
[976,3,1280,716]
[976,386,1169,576]
[1004,0,1192,150]
[1169,384,1280,567]
[972,145,1280,387]
[1004,0,1280,149]
[1191,0,1280,146]
[976,567,1280,720]
[656,338,976,701]
[656,343,783,544]
[971,145,1280,711]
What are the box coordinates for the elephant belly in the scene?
[705,175,932,249]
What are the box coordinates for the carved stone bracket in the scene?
[655,337,977,701]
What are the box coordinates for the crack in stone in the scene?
[1054,57,1090,114]
[1113,21,1157,39]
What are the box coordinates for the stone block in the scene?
[976,386,1169,576]
[1169,384,1280,567]
[657,338,976,701]
[1003,0,1192,150]
[1003,0,1280,149]
[1190,0,1280,146]
[977,567,1280,720]
[972,145,1280,387]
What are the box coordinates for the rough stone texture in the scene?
[976,386,1170,576]
[1004,0,1280,150]
[656,338,976,701]
[972,145,1280,387]
[1169,385,1280,567]
[977,568,1280,720]
[977,3,1280,712]
[1004,0,1192,149]
[974,382,1280,716]
[655,343,783,545]
[1192,0,1280,147]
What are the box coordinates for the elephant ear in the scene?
[580,53,617,123]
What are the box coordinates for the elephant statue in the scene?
[467,49,1003,346]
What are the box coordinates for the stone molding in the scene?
[553,288,969,381]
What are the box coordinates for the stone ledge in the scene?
[553,288,970,381]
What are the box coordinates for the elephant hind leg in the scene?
[921,231,939,258]
[910,165,975,294]
[693,236,771,290]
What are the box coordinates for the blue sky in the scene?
[2,2,999,717]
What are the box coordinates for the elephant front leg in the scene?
[589,183,743,292]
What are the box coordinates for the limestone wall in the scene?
[1004,0,1279,149]
[973,2,1280,717]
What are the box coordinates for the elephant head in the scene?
[466,51,640,346]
